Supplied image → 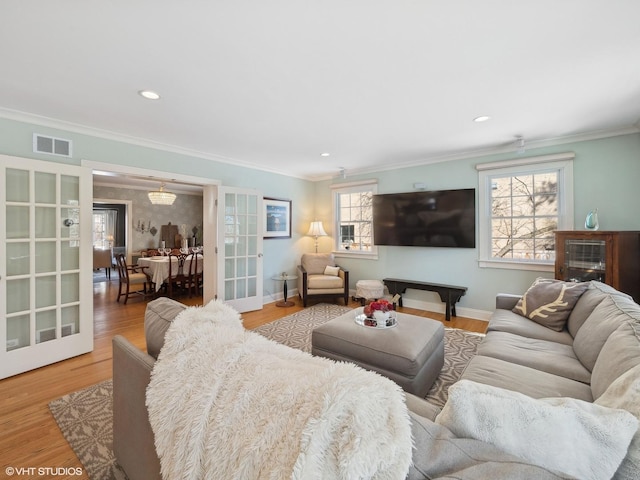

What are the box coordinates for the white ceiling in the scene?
[1,1,639,181]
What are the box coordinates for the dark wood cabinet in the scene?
[554,231,640,302]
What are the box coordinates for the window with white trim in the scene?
[477,153,574,270]
[331,181,377,255]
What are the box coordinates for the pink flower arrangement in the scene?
[363,299,393,317]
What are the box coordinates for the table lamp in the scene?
[307,221,328,253]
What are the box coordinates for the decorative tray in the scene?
[354,313,397,329]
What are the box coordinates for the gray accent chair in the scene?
[297,253,349,307]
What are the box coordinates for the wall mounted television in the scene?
[372,188,476,248]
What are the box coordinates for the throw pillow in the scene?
[512,277,588,331]
[435,380,639,480]
[324,265,340,276]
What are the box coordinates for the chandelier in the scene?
[148,183,176,205]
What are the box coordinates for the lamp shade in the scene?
[307,221,328,237]
[148,183,176,205]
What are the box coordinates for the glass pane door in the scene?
[1,155,93,379]
[564,239,606,283]
[217,187,263,313]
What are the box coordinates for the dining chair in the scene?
[186,253,202,297]
[114,254,150,304]
[166,253,189,297]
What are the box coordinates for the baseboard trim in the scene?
[347,288,490,322]
[402,298,491,322]
[266,288,491,322]
[263,288,299,306]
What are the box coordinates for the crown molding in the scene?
[2,107,638,184]
[0,107,311,181]
[309,125,640,182]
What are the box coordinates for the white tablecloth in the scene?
[138,255,203,292]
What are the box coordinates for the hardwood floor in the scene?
[0,280,487,479]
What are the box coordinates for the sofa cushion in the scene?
[144,297,187,359]
[461,355,593,401]
[567,281,632,338]
[405,393,441,422]
[512,278,588,331]
[572,295,638,372]
[591,320,640,400]
[495,293,523,311]
[307,274,343,289]
[487,309,573,345]
[435,380,638,480]
[477,331,591,384]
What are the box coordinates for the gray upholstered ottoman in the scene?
[311,308,445,396]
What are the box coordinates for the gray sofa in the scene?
[113,298,444,480]
[462,281,640,403]
[113,281,640,479]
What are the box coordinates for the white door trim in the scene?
[84,160,221,304]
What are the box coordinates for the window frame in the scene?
[92,209,117,249]
[477,152,575,271]
[331,180,378,259]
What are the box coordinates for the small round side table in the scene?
[271,274,298,307]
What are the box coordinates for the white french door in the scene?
[216,187,263,312]
[0,154,93,379]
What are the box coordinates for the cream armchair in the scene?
[297,253,349,307]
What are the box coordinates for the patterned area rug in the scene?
[425,327,485,407]
[253,303,352,352]
[49,381,127,480]
[49,303,483,480]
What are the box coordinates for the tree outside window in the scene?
[332,182,377,255]
[490,172,557,261]
[477,154,574,270]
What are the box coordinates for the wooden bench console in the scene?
[382,278,467,321]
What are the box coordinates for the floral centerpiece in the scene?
[362,299,396,327]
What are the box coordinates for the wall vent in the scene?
[36,324,76,343]
[33,133,72,157]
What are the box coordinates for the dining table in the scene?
[138,254,203,292]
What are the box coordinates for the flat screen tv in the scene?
[372,188,476,248]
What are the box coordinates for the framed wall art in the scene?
[264,197,291,239]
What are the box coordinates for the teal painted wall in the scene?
[2,115,638,312]
[0,117,315,301]
[315,133,640,312]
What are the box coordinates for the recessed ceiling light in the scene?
[473,115,491,123]
[138,90,161,100]
[320,152,330,157]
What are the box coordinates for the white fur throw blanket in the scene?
[146,301,413,480]
[436,379,639,480]
[596,363,640,480]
